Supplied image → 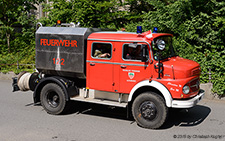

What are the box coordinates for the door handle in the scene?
[90,63,95,66]
[121,65,126,69]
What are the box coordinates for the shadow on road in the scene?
[161,105,211,129]
[28,100,211,129]
[64,100,129,120]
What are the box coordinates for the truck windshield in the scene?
[152,36,176,60]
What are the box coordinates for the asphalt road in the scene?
[0,80,225,141]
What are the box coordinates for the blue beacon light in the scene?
[137,26,142,34]
[153,27,158,33]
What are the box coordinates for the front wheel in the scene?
[132,92,168,129]
[40,83,67,115]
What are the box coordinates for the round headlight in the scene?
[156,39,165,50]
[183,85,190,94]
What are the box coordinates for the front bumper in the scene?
[171,89,205,108]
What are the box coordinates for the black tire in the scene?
[40,83,67,115]
[132,92,168,129]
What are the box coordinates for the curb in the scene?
[200,83,225,101]
[1,72,224,101]
[0,72,17,80]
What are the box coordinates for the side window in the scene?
[92,43,112,59]
[123,44,143,61]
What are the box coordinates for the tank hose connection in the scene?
[12,71,39,92]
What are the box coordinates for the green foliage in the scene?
[40,0,119,28]
[0,0,40,72]
[40,0,154,28]
[1,0,225,95]
[138,0,225,95]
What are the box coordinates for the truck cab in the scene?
[87,30,202,103]
[13,26,204,129]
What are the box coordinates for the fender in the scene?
[33,76,70,103]
[128,80,173,107]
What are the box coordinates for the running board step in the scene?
[70,97,127,108]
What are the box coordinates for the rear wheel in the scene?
[132,92,168,129]
[40,83,67,115]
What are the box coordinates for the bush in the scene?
[1,0,225,95]
[139,0,225,95]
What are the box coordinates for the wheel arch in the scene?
[128,80,173,107]
[33,76,70,103]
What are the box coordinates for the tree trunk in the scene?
[6,33,10,53]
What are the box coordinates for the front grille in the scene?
[190,78,200,93]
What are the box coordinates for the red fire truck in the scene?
[12,24,204,129]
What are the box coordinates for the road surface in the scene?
[0,80,225,141]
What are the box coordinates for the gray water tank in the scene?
[35,27,100,79]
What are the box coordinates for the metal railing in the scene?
[0,62,36,72]
[201,68,212,83]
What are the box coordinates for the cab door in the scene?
[117,43,151,93]
[87,42,114,92]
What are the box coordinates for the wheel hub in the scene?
[140,101,157,120]
[47,92,59,108]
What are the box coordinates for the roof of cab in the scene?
[87,31,173,42]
